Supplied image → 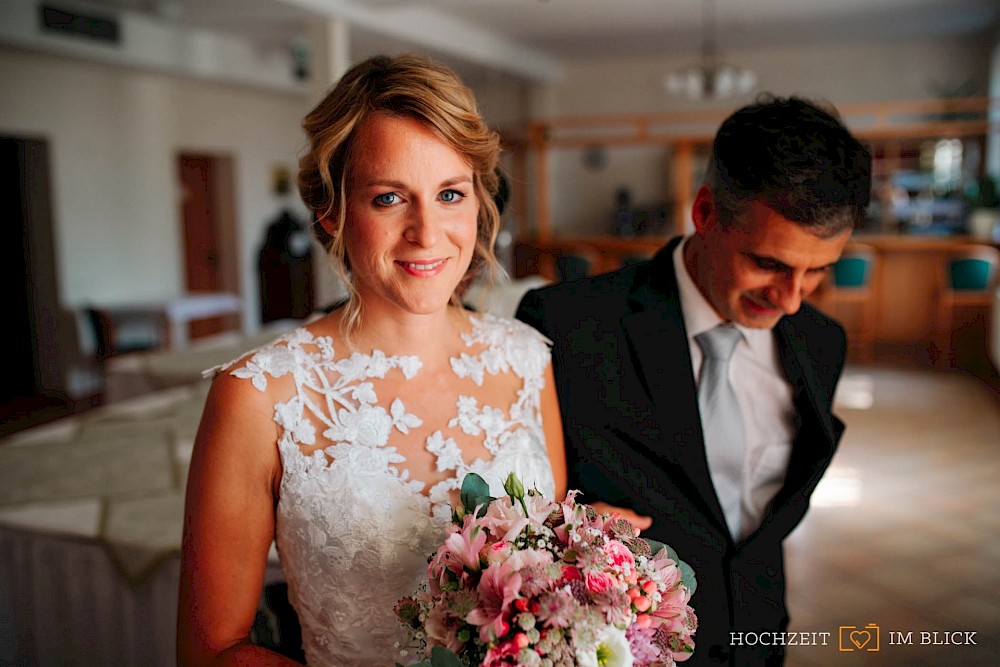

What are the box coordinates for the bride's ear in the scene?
[317,214,340,238]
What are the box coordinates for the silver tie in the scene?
[696,324,745,540]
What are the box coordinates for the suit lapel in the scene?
[620,240,730,533]
[770,317,840,506]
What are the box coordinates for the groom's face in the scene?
[693,192,850,329]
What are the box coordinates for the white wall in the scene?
[0,49,319,330]
[541,36,993,117]
[1,32,993,322]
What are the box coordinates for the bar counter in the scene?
[516,233,997,364]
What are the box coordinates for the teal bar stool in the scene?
[822,244,877,361]
[935,245,1000,366]
[556,253,592,282]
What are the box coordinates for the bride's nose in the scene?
[403,203,440,248]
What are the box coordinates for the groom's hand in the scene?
[590,501,653,533]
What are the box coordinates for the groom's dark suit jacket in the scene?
[516,238,846,666]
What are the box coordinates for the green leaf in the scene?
[429,646,466,667]
[645,539,698,595]
[460,473,494,518]
[678,558,698,595]
[644,538,668,556]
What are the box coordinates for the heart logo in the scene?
[850,630,871,649]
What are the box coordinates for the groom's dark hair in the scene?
[704,93,872,238]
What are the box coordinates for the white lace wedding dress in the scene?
[219,313,556,666]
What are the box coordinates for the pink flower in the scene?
[650,587,694,634]
[424,604,465,653]
[444,519,488,572]
[535,587,577,628]
[482,636,522,667]
[396,476,697,665]
[466,561,523,643]
[523,493,558,526]
[428,519,488,592]
[605,540,635,571]
[486,540,514,564]
[507,547,554,572]
[482,496,530,542]
[586,570,616,595]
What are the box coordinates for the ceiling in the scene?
[80,0,1000,83]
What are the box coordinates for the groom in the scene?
[517,95,871,666]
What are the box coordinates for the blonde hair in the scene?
[297,54,502,338]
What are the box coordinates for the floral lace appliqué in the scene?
[219,314,555,667]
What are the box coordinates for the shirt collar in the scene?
[672,237,774,355]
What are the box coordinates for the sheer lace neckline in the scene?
[224,313,550,524]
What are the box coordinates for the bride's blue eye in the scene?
[373,193,398,207]
[440,189,464,203]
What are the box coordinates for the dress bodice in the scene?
[221,313,556,666]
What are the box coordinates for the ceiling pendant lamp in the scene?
[665,0,756,100]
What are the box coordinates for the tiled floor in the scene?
[784,365,1000,666]
[3,360,998,665]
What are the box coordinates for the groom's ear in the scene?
[691,186,716,235]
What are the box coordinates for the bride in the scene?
[176,54,567,666]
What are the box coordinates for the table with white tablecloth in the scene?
[0,383,283,666]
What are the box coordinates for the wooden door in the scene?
[178,154,239,340]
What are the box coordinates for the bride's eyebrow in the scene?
[362,175,473,189]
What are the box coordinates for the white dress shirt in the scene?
[672,239,797,539]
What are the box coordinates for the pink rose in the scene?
[585,570,616,595]
[424,604,465,653]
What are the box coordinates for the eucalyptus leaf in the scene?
[645,538,698,595]
[429,646,465,667]
[460,473,494,518]
[678,558,698,595]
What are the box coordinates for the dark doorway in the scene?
[0,136,82,436]
[1,137,37,404]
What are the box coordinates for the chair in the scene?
[619,254,650,268]
[556,252,593,282]
[820,244,877,362]
[84,307,161,362]
[934,245,1000,367]
[544,244,600,283]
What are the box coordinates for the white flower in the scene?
[397,355,422,379]
[231,346,299,390]
[324,404,391,447]
[334,352,371,382]
[576,626,633,667]
[274,397,316,445]
[506,335,545,381]
[451,353,485,386]
[426,431,463,472]
[351,382,377,405]
[316,335,335,360]
[390,398,423,434]
[478,405,509,440]
[367,349,391,377]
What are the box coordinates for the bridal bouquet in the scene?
[395,473,697,666]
